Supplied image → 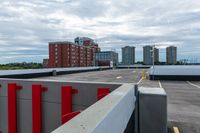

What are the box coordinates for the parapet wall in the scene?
[149,65,200,80]
[0,79,121,133]
[52,83,135,133]
[0,67,111,79]
[0,69,168,133]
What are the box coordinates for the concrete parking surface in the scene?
[34,69,200,133]
[35,69,143,83]
[160,81,200,133]
[141,79,200,133]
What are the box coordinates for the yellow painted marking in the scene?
[173,127,180,133]
[141,70,146,79]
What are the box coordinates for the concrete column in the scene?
[138,87,167,133]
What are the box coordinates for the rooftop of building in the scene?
[75,36,93,40]
[122,46,136,48]
[49,41,76,45]
[96,51,118,54]
[143,45,153,47]
[143,45,177,48]
[166,45,177,48]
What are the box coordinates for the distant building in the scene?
[43,59,49,68]
[166,46,177,65]
[74,37,100,66]
[48,39,100,68]
[143,45,159,65]
[95,51,118,67]
[122,46,135,65]
[48,41,79,67]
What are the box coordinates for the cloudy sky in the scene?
[0,0,200,63]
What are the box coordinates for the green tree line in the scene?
[0,62,43,70]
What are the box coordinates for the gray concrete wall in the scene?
[0,79,121,133]
[0,79,168,133]
[52,84,135,133]
[0,67,111,79]
[138,87,167,133]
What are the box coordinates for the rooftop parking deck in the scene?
[161,81,200,133]
[0,68,199,133]
[33,69,143,83]
[34,69,200,133]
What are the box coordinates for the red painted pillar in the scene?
[61,86,78,124]
[97,88,110,100]
[7,83,22,133]
[32,85,48,133]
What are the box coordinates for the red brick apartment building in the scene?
[48,38,100,68]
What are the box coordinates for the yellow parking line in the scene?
[173,127,180,133]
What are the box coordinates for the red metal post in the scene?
[32,85,48,133]
[8,83,22,133]
[61,86,78,124]
[97,88,110,100]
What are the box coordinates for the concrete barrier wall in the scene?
[149,65,200,80]
[0,78,168,133]
[0,67,111,79]
[117,65,151,69]
[52,84,135,133]
[0,79,121,133]
[138,87,167,133]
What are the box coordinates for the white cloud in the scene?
[0,0,200,63]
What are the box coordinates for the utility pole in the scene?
[150,45,155,80]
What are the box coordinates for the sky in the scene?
[0,0,200,64]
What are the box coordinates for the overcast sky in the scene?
[0,0,200,63]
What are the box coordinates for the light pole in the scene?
[150,45,155,80]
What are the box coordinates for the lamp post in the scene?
[150,45,155,80]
